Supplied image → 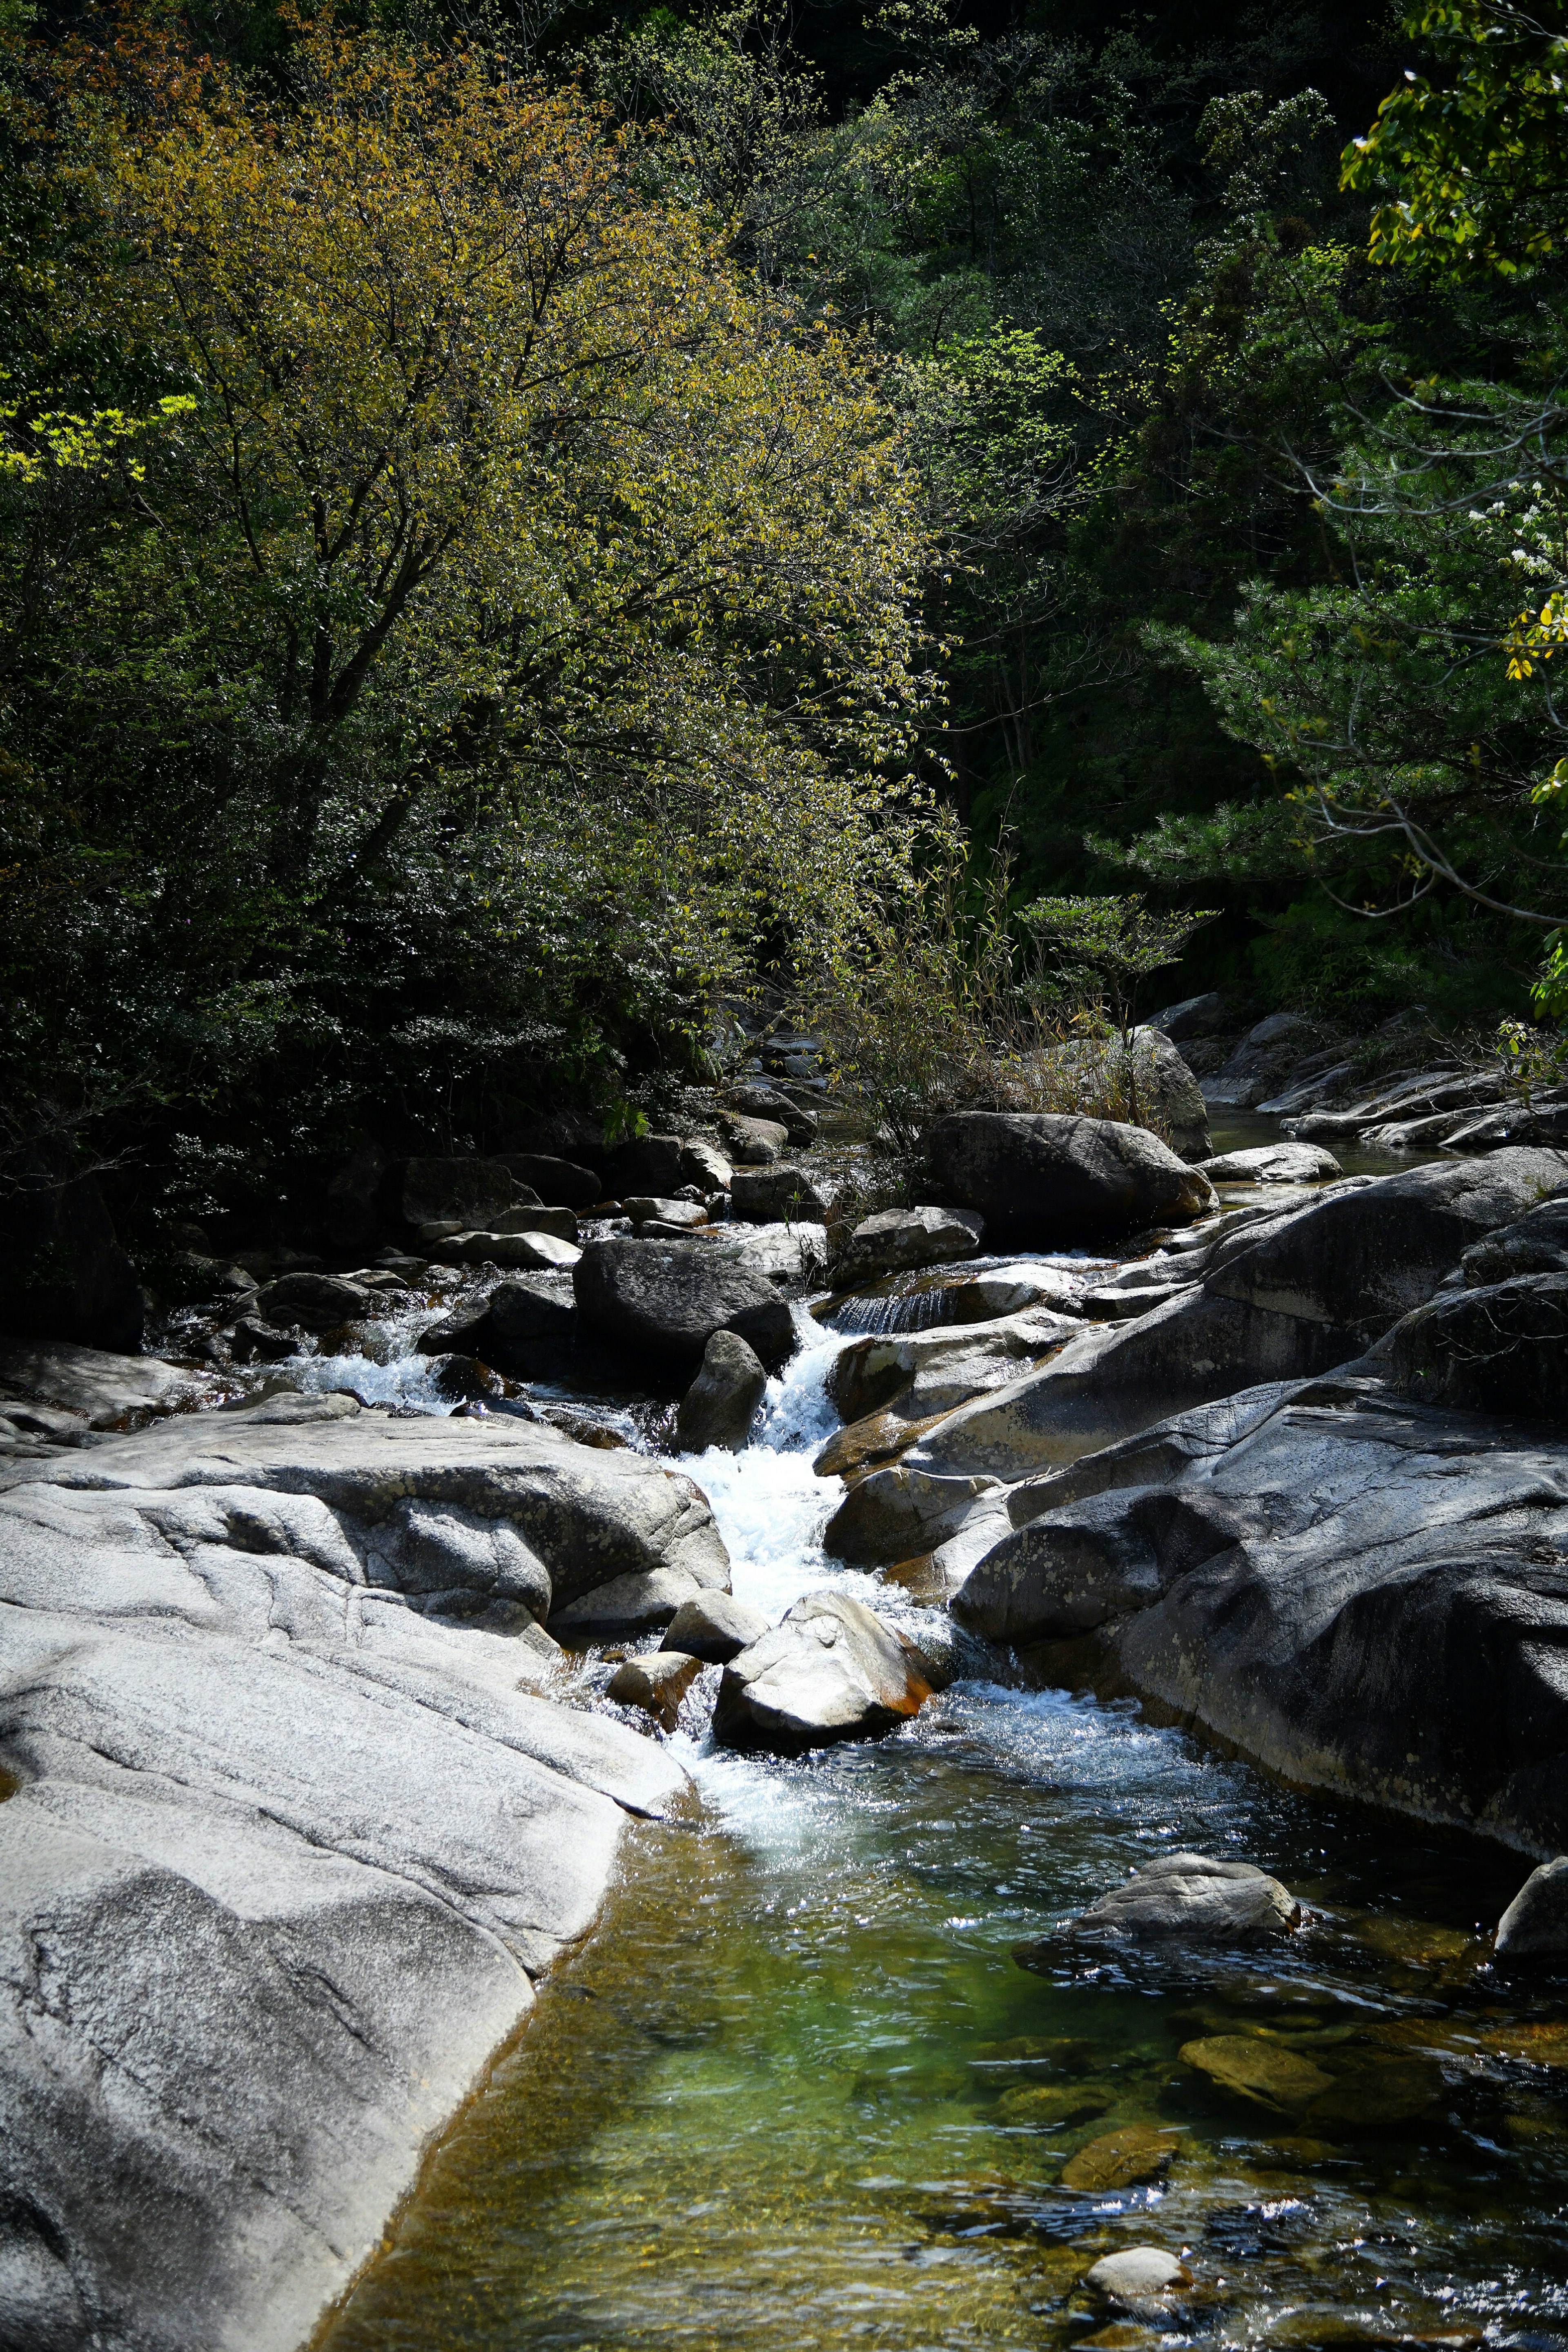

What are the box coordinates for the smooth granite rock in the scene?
[0,1340,218,1431]
[831,1205,984,1288]
[0,1400,690,2352]
[712,1590,931,1754]
[659,1590,771,1663]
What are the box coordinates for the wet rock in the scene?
[1389,1272,1568,1421]
[230,1317,303,1363]
[1180,2035,1334,2112]
[422,1353,497,1403]
[501,1154,600,1209]
[927,1112,1215,1249]
[1054,1853,1303,1944]
[679,1138,733,1193]
[1085,2246,1191,2301]
[675,1329,768,1453]
[399,1155,516,1232]
[0,1440,688,2352]
[826,1309,1083,1427]
[574,1238,796,1371]
[1495,1855,1568,1960]
[832,1205,983,1287]
[725,1083,818,1144]
[950,1371,1568,1850]
[1301,2053,1443,2132]
[625,1197,708,1231]
[660,1591,770,1663]
[813,1404,952,1480]
[824,1466,1003,1568]
[449,1230,581,1272]
[254,1272,377,1331]
[1066,2136,1185,2197]
[1198,1142,1341,1184]
[0,1339,217,1429]
[0,1157,143,1353]
[718,1111,788,1165]
[1149,992,1229,1042]
[607,1650,704,1731]
[712,1590,931,1754]
[490,1205,579,1242]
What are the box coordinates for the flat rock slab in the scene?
[0,1410,690,2352]
[1198,1142,1341,1184]
[713,1590,931,1754]
[0,1338,217,1429]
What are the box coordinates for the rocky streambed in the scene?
[8,1100,1568,2350]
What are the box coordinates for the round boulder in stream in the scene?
[712,1590,933,1755]
[574,1237,796,1371]
[1023,1851,1304,1954]
[927,1112,1214,1248]
[675,1329,768,1452]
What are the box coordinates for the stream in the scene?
[270,1154,1568,2352]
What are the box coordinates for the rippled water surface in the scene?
[315,1255,1568,2352]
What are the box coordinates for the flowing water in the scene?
[308,1269,1568,2352]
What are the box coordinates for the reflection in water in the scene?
[316,1267,1568,2352]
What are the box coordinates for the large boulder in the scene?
[1149,991,1229,1042]
[951,1372,1568,1854]
[1201,1012,1323,1108]
[831,1205,982,1288]
[711,1590,932,1754]
[574,1238,796,1371]
[0,1402,688,2352]
[927,1113,1214,1249]
[675,1329,768,1452]
[0,1395,732,1636]
[717,1111,788,1166]
[398,1156,516,1232]
[1462,1195,1568,1286]
[824,1466,1004,1567]
[604,1134,685,1197]
[1389,1273,1568,1422]
[501,1153,600,1209]
[0,1159,142,1353]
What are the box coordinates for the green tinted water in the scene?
[319,1272,1568,2352]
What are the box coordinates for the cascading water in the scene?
[310,1252,1568,2352]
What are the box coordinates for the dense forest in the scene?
[3,0,1567,1242]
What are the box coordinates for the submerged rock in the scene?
[675,1328,768,1453]
[1066,2134,1183,2196]
[927,1112,1214,1248]
[1085,2246,1192,2299]
[574,1237,796,1371]
[712,1590,931,1754]
[1180,2035,1334,2113]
